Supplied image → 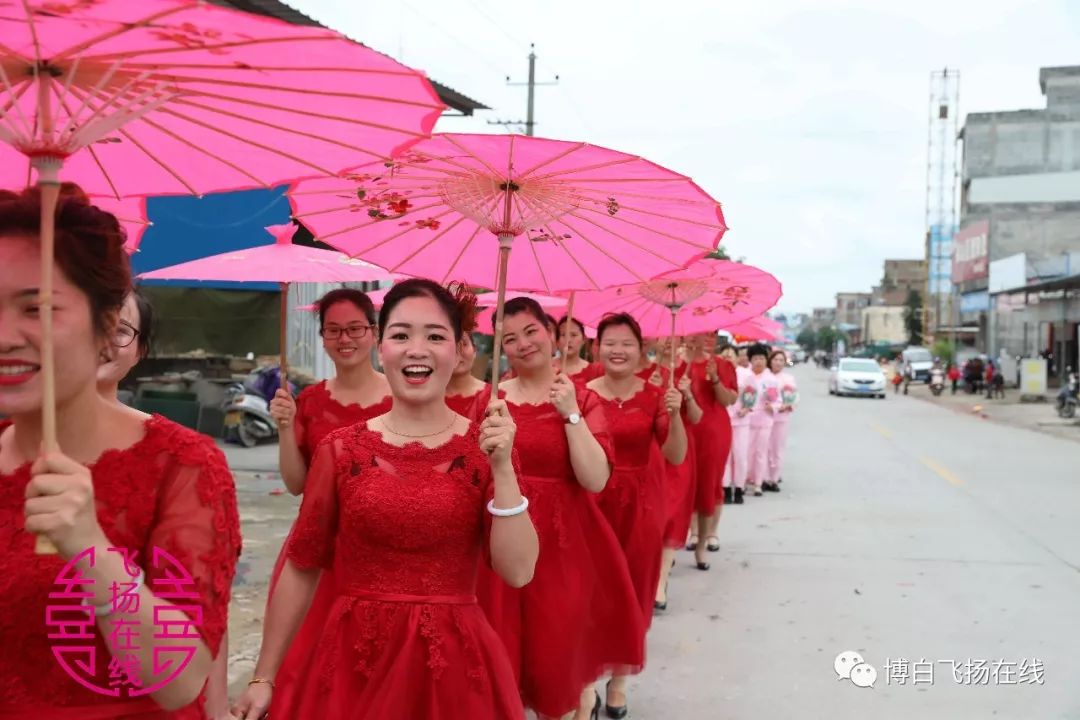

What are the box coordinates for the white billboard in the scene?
[989,253,1028,294]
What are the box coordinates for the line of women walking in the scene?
[0,189,797,719]
[230,283,799,719]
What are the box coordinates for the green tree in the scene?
[817,326,840,352]
[903,289,924,346]
[705,246,730,260]
[932,338,955,366]
[796,328,817,351]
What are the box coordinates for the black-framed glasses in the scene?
[114,321,140,348]
[320,325,376,340]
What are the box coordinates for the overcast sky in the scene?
[290,0,1080,314]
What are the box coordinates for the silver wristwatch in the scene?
[564,411,582,426]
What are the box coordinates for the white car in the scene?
[829,358,887,398]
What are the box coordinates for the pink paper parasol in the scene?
[0,1,442,550]
[726,315,785,342]
[139,224,396,385]
[571,261,781,380]
[475,291,567,332]
[93,195,150,254]
[290,133,727,387]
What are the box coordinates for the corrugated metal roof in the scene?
[206,0,489,114]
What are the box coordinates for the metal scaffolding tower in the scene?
[924,68,961,343]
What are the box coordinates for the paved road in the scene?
[222,365,1080,717]
[634,364,1080,719]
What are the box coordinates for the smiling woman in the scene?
[235,277,537,720]
[0,185,240,717]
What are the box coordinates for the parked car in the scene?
[829,358,887,398]
[901,346,934,383]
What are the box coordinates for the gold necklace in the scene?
[604,377,635,407]
[380,415,457,439]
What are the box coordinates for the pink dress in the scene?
[746,370,780,486]
[0,416,241,719]
[724,365,755,490]
[270,424,525,719]
[768,370,798,483]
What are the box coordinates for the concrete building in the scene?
[960,65,1080,379]
[861,306,908,345]
[811,307,836,330]
[835,292,872,326]
[872,259,927,307]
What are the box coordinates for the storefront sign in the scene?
[952,220,990,283]
[960,291,990,313]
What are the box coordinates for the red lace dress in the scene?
[474,389,644,718]
[567,361,604,382]
[445,385,489,419]
[593,385,669,634]
[690,358,736,514]
[663,362,698,548]
[267,380,391,598]
[269,424,524,719]
[0,416,241,720]
[632,363,699,547]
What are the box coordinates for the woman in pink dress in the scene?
[586,314,687,717]
[723,343,755,506]
[745,343,781,496]
[0,185,241,718]
[233,279,538,720]
[477,297,644,720]
[766,350,797,491]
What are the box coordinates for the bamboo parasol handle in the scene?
[35,172,61,555]
[489,235,513,393]
[560,291,576,374]
[279,282,289,391]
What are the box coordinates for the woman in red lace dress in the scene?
[444,289,488,419]
[0,186,241,718]
[234,278,537,720]
[685,332,738,570]
[585,314,686,717]
[556,315,603,382]
[476,297,644,720]
[263,289,391,594]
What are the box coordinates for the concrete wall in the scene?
[835,293,872,326]
[861,306,907,345]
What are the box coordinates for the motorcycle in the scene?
[929,367,945,397]
[222,366,296,448]
[1056,369,1078,420]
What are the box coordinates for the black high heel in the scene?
[695,558,710,571]
[605,680,628,719]
[654,580,669,612]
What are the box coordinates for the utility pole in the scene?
[489,44,559,136]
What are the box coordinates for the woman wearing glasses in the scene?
[265,289,390,592]
[96,291,153,410]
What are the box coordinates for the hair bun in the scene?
[447,281,479,334]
